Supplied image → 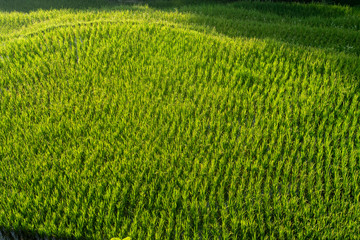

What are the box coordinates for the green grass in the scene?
[1,1,360,239]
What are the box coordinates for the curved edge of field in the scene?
[1,2,360,57]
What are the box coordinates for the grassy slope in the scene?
[1,1,360,239]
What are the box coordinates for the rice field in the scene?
[1,1,360,239]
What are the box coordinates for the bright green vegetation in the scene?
[1,1,360,239]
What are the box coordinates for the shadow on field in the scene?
[0,227,88,240]
[229,1,351,18]
[151,0,352,17]
[0,0,119,12]
[151,1,360,55]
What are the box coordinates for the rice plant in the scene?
[0,1,360,239]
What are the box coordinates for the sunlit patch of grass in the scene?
[1,1,360,239]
